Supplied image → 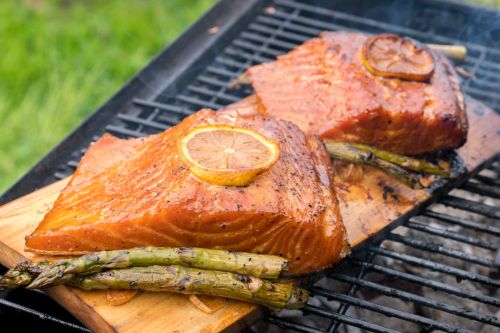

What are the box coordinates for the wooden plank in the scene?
[0,177,261,333]
[0,98,498,333]
[339,98,499,246]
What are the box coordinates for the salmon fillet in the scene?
[26,110,349,275]
[246,31,467,155]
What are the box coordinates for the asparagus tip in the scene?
[427,43,467,61]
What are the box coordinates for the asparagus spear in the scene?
[347,143,450,177]
[324,141,423,189]
[427,43,467,61]
[0,261,45,289]
[24,247,288,289]
[71,265,308,310]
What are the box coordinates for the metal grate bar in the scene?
[176,94,224,110]
[67,160,79,169]
[266,316,326,333]
[467,58,500,76]
[276,0,500,54]
[302,304,401,333]
[197,75,235,89]
[214,56,249,69]
[54,171,70,180]
[475,67,499,81]
[105,125,143,138]
[349,260,500,306]
[330,274,500,326]
[241,31,299,50]
[423,210,500,236]
[475,174,500,186]
[369,247,500,287]
[464,86,500,102]
[206,65,243,78]
[0,298,90,332]
[441,196,500,219]
[327,252,377,333]
[225,46,272,64]
[271,8,358,36]
[406,219,498,250]
[132,98,190,116]
[249,21,310,43]
[386,232,493,266]
[232,39,284,57]
[258,12,324,37]
[465,52,495,93]
[117,114,171,130]
[186,85,241,103]
[310,287,475,333]
[468,80,500,97]
[487,164,500,173]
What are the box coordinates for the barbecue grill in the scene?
[1,0,499,332]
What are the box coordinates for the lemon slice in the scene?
[178,124,280,186]
[361,33,435,82]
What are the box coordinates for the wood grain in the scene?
[338,98,499,246]
[0,98,498,333]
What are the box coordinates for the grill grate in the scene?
[253,159,499,333]
[50,0,500,180]
[1,0,499,332]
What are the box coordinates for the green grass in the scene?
[471,0,500,7]
[0,0,499,194]
[0,0,215,192]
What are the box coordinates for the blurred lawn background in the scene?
[0,0,499,193]
[0,0,215,192]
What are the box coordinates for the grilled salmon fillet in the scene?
[246,31,467,155]
[26,110,349,275]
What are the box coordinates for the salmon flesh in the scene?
[26,110,349,275]
[246,31,468,155]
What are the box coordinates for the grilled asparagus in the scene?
[324,141,424,188]
[0,261,45,289]
[349,143,450,177]
[72,265,308,309]
[1,247,288,290]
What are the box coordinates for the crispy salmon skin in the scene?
[26,110,349,275]
[246,31,467,155]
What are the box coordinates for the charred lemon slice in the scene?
[178,124,279,186]
[361,33,435,81]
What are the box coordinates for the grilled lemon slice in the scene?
[361,33,435,82]
[178,124,280,186]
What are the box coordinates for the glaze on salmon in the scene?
[26,110,349,275]
[246,32,468,155]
